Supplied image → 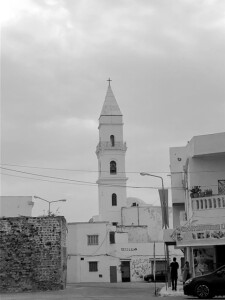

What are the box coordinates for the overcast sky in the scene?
[1,0,225,222]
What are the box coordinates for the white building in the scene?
[167,132,225,277]
[0,196,34,217]
[67,83,182,283]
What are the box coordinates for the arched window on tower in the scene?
[110,161,117,174]
[110,135,115,147]
[112,193,117,206]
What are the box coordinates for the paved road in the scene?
[0,282,185,300]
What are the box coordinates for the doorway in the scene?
[121,261,130,282]
[110,266,117,283]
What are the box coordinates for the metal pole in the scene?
[164,243,168,290]
[48,202,51,216]
[140,173,170,288]
[154,241,157,295]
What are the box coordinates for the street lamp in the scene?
[140,172,170,289]
[33,196,66,216]
[140,172,165,191]
[140,172,167,227]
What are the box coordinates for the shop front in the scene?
[175,222,225,277]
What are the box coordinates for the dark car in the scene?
[184,265,225,298]
[144,270,166,282]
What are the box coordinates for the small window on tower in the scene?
[110,135,115,147]
[110,161,117,174]
[112,193,117,206]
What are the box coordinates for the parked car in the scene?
[144,270,166,282]
[183,265,225,298]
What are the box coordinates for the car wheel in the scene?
[195,283,212,299]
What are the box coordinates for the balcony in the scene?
[192,195,225,211]
[96,142,127,153]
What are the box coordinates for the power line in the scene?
[0,167,159,189]
[0,167,219,190]
[1,163,224,174]
[0,163,169,174]
[0,173,94,186]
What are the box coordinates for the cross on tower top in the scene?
[107,78,112,86]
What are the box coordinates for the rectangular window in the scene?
[89,261,98,272]
[109,231,115,244]
[87,235,99,245]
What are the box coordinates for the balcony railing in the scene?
[96,142,127,153]
[192,195,225,211]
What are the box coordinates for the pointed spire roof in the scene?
[100,84,122,116]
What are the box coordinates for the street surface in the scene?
[0,282,186,300]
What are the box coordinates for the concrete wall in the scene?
[67,222,121,283]
[189,132,225,157]
[122,206,172,241]
[0,216,67,292]
[0,196,34,217]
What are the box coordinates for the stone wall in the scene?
[0,216,67,293]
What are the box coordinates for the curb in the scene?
[158,285,184,297]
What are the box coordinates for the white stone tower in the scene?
[96,81,128,224]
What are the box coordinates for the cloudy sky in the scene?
[1,0,225,222]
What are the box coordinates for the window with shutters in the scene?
[112,193,117,206]
[87,235,99,245]
[89,261,98,272]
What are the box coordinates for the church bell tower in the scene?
[96,81,128,224]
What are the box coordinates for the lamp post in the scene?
[140,172,165,192]
[140,172,170,289]
[33,196,66,216]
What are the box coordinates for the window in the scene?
[112,193,117,206]
[87,235,99,245]
[109,231,115,244]
[110,161,117,174]
[89,261,98,272]
[112,222,118,226]
[110,135,115,147]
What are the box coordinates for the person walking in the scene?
[183,261,190,284]
[170,257,179,291]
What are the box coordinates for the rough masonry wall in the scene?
[0,216,67,293]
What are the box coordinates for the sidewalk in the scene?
[159,284,184,296]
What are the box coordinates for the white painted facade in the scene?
[96,85,127,224]
[168,132,225,276]
[0,196,34,217]
[67,84,183,283]
[122,204,173,241]
[67,221,179,283]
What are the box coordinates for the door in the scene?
[110,266,117,283]
[121,261,130,282]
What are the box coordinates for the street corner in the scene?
[158,285,184,297]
